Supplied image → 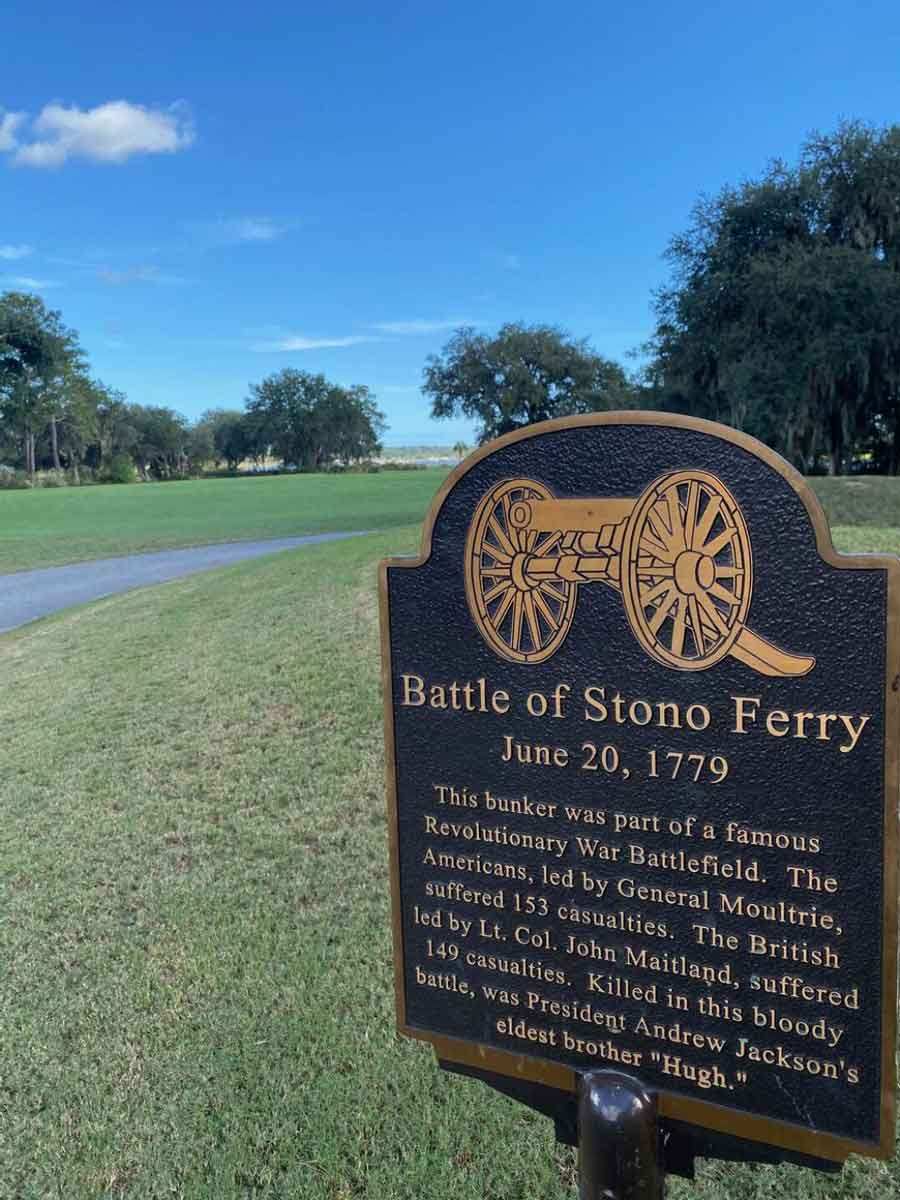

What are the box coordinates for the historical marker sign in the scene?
[380,413,898,1163]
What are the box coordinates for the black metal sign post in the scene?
[440,1055,844,1189]
[578,1072,663,1200]
[380,413,899,1190]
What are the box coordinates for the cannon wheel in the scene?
[465,478,578,664]
[620,470,752,671]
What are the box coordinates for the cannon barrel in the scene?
[508,497,634,535]
[525,552,619,584]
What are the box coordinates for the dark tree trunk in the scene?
[50,415,61,471]
[889,401,900,476]
[829,401,844,476]
[809,423,820,473]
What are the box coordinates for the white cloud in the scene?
[7,100,194,168]
[97,264,187,286]
[251,319,471,352]
[0,110,25,151]
[252,334,380,352]
[0,243,32,260]
[372,318,467,335]
[2,275,60,290]
[216,216,289,243]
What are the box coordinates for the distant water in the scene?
[376,454,459,468]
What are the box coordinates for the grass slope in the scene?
[0,470,446,574]
[1,531,897,1198]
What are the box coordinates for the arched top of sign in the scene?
[411,412,847,573]
[390,412,898,678]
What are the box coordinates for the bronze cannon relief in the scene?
[465,470,814,677]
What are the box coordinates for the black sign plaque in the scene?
[380,413,898,1162]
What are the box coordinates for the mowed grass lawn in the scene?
[1,528,898,1198]
[0,470,447,573]
[811,476,900,555]
[2,470,900,576]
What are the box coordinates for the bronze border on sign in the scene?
[378,410,899,1163]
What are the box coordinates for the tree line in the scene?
[427,121,900,475]
[0,293,387,484]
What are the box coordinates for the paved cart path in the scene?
[0,532,368,634]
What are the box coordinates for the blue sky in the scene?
[1,2,898,445]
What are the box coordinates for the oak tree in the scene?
[424,323,634,444]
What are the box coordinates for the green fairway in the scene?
[809,477,900,529]
[0,527,897,1198]
[2,469,900,576]
[811,477,900,555]
[0,469,447,573]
